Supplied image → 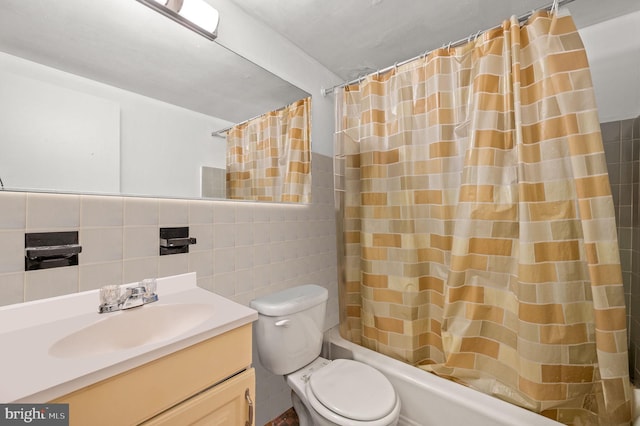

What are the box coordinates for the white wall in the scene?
[119,96,228,198]
[0,70,120,193]
[199,6,343,422]
[579,10,640,122]
[210,0,342,157]
[0,52,230,198]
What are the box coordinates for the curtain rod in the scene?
[211,102,295,137]
[321,0,575,96]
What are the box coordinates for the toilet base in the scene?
[288,359,341,426]
[292,388,341,426]
[291,390,312,426]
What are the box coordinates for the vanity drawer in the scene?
[51,324,252,426]
[142,368,255,426]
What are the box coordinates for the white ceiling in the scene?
[229,0,640,81]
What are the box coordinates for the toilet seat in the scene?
[306,359,399,425]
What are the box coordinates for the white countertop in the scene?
[0,272,257,403]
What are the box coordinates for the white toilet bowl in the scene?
[250,285,401,426]
[286,357,401,426]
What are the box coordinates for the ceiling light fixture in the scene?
[136,0,219,40]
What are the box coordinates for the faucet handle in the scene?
[99,284,121,306]
[142,278,157,297]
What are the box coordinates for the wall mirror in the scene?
[0,0,311,201]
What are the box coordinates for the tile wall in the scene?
[0,153,338,424]
[201,166,227,199]
[601,116,640,382]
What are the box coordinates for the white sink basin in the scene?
[49,303,214,358]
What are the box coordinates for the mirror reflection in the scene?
[0,0,310,201]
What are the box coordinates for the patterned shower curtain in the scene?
[227,97,311,203]
[334,10,632,424]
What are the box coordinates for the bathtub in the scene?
[324,327,563,426]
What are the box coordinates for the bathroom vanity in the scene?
[0,273,257,425]
[52,324,254,425]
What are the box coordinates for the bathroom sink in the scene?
[49,303,214,358]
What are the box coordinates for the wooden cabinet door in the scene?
[143,368,255,426]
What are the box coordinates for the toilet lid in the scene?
[308,359,397,421]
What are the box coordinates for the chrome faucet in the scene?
[99,280,158,313]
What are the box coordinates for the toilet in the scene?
[250,285,401,426]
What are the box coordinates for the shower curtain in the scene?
[334,10,632,424]
[226,97,311,203]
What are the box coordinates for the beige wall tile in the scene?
[27,193,80,229]
[0,192,26,229]
[124,198,159,226]
[0,230,25,274]
[81,196,123,227]
[0,273,24,306]
[81,227,123,263]
[79,262,123,292]
[25,267,78,301]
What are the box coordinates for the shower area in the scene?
[332,8,636,426]
[602,116,640,381]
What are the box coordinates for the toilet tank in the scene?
[250,285,328,375]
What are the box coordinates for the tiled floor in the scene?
[264,407,299,426]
